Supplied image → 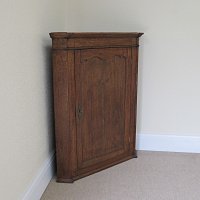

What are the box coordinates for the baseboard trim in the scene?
[22,151,55,200]
[20,133,200,199]
[136,133,200,153]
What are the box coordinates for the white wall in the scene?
[0,0,65,199]
[65,0,200,137]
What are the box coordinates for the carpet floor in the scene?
[41,151,200,200]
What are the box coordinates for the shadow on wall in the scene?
[136,38,145,134]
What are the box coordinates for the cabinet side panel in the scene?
[130,47,139,154]
[52,50,77,181]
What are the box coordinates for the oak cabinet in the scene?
[49,32,143,182]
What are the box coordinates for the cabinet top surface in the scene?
[49,32,143,39]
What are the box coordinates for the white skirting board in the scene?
[21,152,55,200]
[136,133,200,153]
[21,133,200,200]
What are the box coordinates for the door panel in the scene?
[75,48,132,169]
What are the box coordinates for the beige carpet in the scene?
[41,151,200,200]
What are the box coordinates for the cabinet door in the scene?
[75,48,133,171]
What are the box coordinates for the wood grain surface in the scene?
[50,32,143,182]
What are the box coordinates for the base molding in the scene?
[56,178,74,183]
[57,153,137,183]
[21,152,55,200]
[136,133,200,153]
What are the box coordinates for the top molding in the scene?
[49,32,144,39]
